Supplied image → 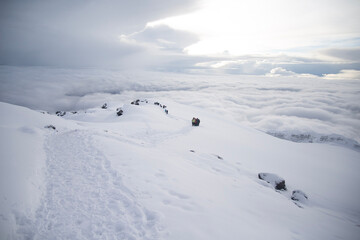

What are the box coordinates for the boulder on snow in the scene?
[131,99,140,105]
[56,111,66,117]
[291,190,308,203]
[258,173,287,191]
[101,103,108,109]
[116,109,123,116]
[44,125,56,130]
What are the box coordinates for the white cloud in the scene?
[265,67,319,78]
[266,67,297,77]
[192,54,355,77]
[1,66,360,144]
[323,69,360,80]
[273,107,334,121]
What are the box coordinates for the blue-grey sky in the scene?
[0,0,359,78]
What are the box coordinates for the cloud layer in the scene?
[1,66,359,143]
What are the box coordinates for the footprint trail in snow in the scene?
[19,130,160,239]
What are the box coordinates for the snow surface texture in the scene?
[1,101,360,240]
[1,66,360,149]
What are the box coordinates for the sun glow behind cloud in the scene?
[148,0,360,56]
[1,0,359,76]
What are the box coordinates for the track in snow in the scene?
[16,130,160,240]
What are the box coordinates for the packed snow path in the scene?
[20,130,160,240]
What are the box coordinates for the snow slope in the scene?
[1,100,359,239]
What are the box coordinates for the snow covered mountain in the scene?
[1,100,360,239]
[267,131,360,152]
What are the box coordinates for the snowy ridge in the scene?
[2,66,359,146]
[1,101,360,240]
[267,131,360,152]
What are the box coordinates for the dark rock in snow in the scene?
[258,173,287,191]
[102,103,108,109]
[44,125,56,130]
[116,109,123,116]
[56,111,66,117]
[291,190,308,203]
[154,102,160,106]
[215,155,223,160]
[190,150,195,153]
[131,99,140,105]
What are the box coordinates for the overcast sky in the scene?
[0,0,360,77]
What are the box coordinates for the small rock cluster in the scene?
[55,100,169,118]
[258,172,308,206]
[56,111,66,117]
[153,101,168,114]
[55,111,77,116]
[100,102,123,116]
[154,102,167,109]
[131,100,140,105]
[131,99,148,105]
[119,99,168,116]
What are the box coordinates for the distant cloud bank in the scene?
[1,66,359,143]
[323,69,360,80]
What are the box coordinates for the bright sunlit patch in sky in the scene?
[148,0,360,56]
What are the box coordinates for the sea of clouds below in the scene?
[1,66,359,144]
